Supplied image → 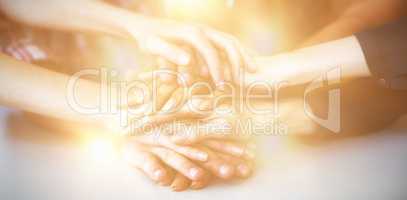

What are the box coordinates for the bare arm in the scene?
[0,0,256,86]
[0,53,103,124]
[0,0,145,38]
[246,36,371,87]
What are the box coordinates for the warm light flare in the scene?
[163,0,223,19]
[87,138,117,162]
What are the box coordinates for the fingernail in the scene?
[171,184,184,192]
[219,164,234,179]
[189,168,202,180]
[237,164,251,178]
[190,181,205,190]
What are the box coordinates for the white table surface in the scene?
[1,108,407,200]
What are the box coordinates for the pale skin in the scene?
[0,0,257,85]
[0,53,256,191]
[0,0,257,190]
[128,0,407,190]
[119,0,407,191]
[0,35,374,191]
[122,87,324,191]
[244,36,372,89]
[1,0,404,192]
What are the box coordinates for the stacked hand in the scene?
[122,115,256,191]
[114,77,256,191]
[124,19,257,86]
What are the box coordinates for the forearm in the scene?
[0,54,103,124]
[0,0,148,38]
[248,36,371,87]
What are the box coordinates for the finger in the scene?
[177,65,193,87]
[223,65,233,83]
[125,87,214,136]
[170,117,236,145]
[201,65,209,78]
[127,99,211,134]
[177,29,224,86]
[126,87,146,108]
[171,173,191,192]
[125,78,176,117]
[190,173,212,190]
[157,58,177,82]
[197,53,209,78]
[171,97,213,117]
[196,146,235,180]
[151,147,207,181]
[144,36,190,66]
[127,75,174,108]
[203,140,255,160]
[160,87,188,114]
[162,86,213,114]
[126,81,176,123]
[238,45,257,73]
[204,29,242,83]
[176,46,197,86]
[133,133,209,162]
[159,166,176,186]
[141,94,212,125]
[155,80,178,110]
[122,143,171,184]
[217,153,254,179]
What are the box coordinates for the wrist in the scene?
[245,52,305,88]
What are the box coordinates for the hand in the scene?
[120,85,255,191]
[122,125,255,191]
[122,99,255,191]
[244,36,372,91]
[125,19,257,86]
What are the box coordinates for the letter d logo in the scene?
[304,67,341,133]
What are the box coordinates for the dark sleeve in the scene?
[356,18,407,90]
